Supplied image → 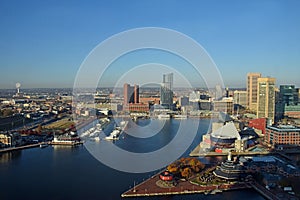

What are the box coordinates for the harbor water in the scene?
[0,118,264,200]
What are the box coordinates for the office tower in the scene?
[279,85,299,106]
[160,73,173,109]
[233,90,247,108]
[215,84,223,100]
[257,77,276,124]
[124,83,139,105]
[247,73,261,111]
[133,84,139,104]
[277,85,300,119]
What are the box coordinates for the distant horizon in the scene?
[1,1,300,89]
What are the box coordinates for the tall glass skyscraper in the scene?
[160,73,173,109]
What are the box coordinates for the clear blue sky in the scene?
[0,0,300,89]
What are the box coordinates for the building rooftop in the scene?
[267,125,300,132]
[251,156,276,163]
[211,121,241,140]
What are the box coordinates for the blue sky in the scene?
[0,0,300,89]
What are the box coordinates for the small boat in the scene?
[157,114,170,119]
[40,143,48,148]
[105,129,121,140]
[92,137,101,142]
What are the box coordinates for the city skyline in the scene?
[1,1,300,89]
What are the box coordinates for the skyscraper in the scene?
[279,85,299,106]
[124,83,139,105]
[160,73,173,109]
[247,73,261,111]
[276,85,300,120]
[233,90,247,108]
[133,84,139,104]
[215,84,223,100]
[257,77,276,124]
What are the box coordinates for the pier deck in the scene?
[189,145,271,157]
[121,172,250,198]
[0,143,41,153]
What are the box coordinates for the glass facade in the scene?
[160,73,173,109]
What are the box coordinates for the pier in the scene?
[249,182,280,200]
[189,145,272,157]
[49,141,83,146]
[0,143,41,153]
[121,171,251,198]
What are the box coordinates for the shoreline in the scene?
[0,143,41,153]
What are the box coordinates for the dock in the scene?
[189,145,271,157]
[49,141,83,146]
[0,143,41,153]
[249,182,281,200]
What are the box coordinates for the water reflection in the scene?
[0,150,22,164]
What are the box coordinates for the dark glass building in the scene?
[160,73,173,109]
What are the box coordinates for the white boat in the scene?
[105,129,121,140]
[173,114,188,119]
[92,137,101,142]
[40,143,48,148]
[157,114,170,119]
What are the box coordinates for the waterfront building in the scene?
[124,83,139,105]
[178,96,189,107]
[247,73,261,111]
[233,90,247,108]
[159,171,173,181]
[0,132,21,147]
[210,121,241,148]
[248,118,267,134]
[265,125,300,146]
[213,97,234,114]
[52,132,81,145]
[160,73,174,109]
[199,100,211,110]
[199,133,212,150]
[123,83,147,113]
[189,91,200,102]
[257,77,276,124]
[123,103,149,113]
[139,96,160,105]
[213,152,247,180]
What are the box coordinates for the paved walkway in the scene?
[121,172,250,198]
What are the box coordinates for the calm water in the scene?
[0,118,264,200]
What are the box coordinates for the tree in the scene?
[188,158,205,172]
[167,163,180,174]
[181,167,192,179]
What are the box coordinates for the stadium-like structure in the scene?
[210,122,241,148]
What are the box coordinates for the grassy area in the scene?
[43,118,74,130]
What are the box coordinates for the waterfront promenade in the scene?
[189,144,271,157]
[0,143,41,153]
[121,172,251,198]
